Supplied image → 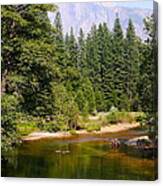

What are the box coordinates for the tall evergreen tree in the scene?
[1,4,59,151]
[2,4,60,115]
[86,25,100,86]
[109,14,125,110]
[76,78,96,114]
[85,25,105,111]
[77,28,87,76]
[139,15,157,113]
[54,11,67,68]
[125,19,140,111]
[67,27,78,67]
[54,11,63,41]
[97,23,113,110]
[63,28,80,92]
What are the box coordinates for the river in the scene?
[2,129,157,180]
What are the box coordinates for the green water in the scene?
[2,130,157,180]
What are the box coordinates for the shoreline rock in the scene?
[125,136,150,146]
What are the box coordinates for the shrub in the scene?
[107,112,135,124]
[1,94,21,153]
[107,112,118,124]
[69,129,77,135]
[86,123,101,132]
[16,114,39,135]
[99,116,108,126]
[37,121,60,132]
[17,122,38,135]
[109,106,118,112]
[136,113,147,127]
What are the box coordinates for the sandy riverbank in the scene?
[22,122,140,141]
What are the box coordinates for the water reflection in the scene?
[2,130,157,180]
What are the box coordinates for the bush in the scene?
[109,106,118,112]
[136,113,147,127]
[69,129,77,135]
[17,122,38,135]
[107,112,135,124]
[16,114,39,135]
[1,94,21,153]
[107,112,118,124]
[86,123,101,132]
[51,84,79,130]
[37,121,60,132]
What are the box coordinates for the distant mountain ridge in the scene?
[51,2,152,39]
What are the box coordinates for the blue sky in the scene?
[114,0,153,9]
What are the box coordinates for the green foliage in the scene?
[69,129,77,135]
[124,19,140,111]
[77,28,87,75]
[37,121,61,132]
[76,78,96,114]
[86,123,101,132]
[136,112,157,140]
[1,4,58,151]
[51,83,79,130]
[1,3,157,153]
[1,94,20,153]
[17,122,38,135]
[139,15,157,113]
[107,112,136,124]
[85,25,100,89]
[109,15,125,109]
[136,113,147,127]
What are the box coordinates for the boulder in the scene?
[125,136,152,146]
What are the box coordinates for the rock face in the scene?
[51,2,152,39]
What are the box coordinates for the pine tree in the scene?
[1,4,59,151]
[67,27,78,67]
[109,14,125,110]
[1,4,61,116]
[97,23,113,110]
[77,28,87,76]
[54,11,67,68]
[86,25,100,86]
[63,28,80,92]
[76,78,96,114]
[138,15,158,140]
[85,25,104,111]
[125,19,140,111]
[1,5,29,94]
[139,15,157,113]
[54,11,63,42]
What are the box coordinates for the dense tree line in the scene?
[1,5,157,152]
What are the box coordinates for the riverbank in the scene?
[22,122,140,141]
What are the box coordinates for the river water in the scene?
[2,129,157,180]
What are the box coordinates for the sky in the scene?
[114,0,153,9]
[56,1,153,10]
[97,0,153,10]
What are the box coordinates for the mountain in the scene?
[49,2,152,39]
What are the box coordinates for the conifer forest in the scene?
[1,3,158,180]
